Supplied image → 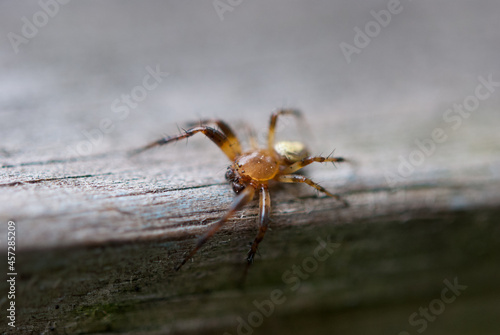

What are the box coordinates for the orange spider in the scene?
[133,109,348,270]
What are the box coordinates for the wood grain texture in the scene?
[1,116,499,251]
[1,1,500,334]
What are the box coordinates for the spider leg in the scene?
[185,119,242,155]
[130,126,240,160]
[281,155,347,174]
[275,174,349,207]
[268,109,303,149]
[175,186,255,271]
[246,185,271,264]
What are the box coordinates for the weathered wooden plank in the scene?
[2,120,500,333]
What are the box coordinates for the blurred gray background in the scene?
[1,0,499,164]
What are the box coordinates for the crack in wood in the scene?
[109,182,227,198]
[0,172,114,187]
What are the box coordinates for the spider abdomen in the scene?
[274,140,310,164]
[234,149,279,181]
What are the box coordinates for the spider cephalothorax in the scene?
[227,149,280,192]
[133,109,348,270]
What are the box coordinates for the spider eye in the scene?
[225,168,235,181]
[232,182,246,194]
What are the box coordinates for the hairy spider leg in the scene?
[175,186,256,271]
[186,119,242,156]
[247,185,271,264]
[281,156,346,174]
[275,174,349,207]
[240,185,270,285]
[267,109,303,149]
[131,126,239,160]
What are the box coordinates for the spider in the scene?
[133,109,348,271]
